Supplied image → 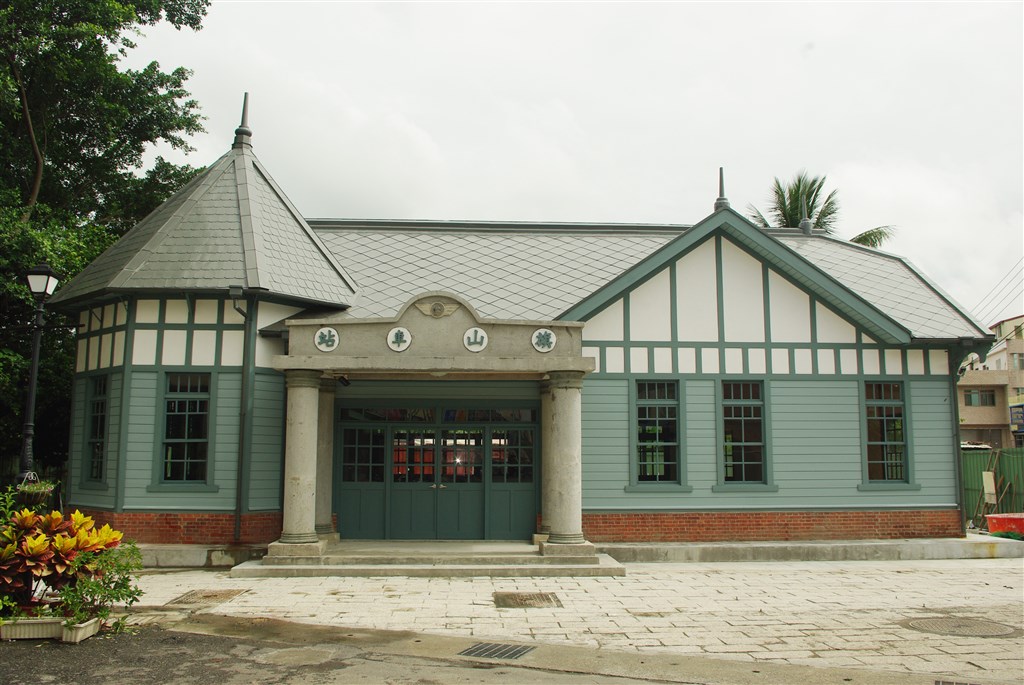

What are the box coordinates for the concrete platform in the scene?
[143,533,1024,575]
[230,540,625,577]
[596,532,1024,563]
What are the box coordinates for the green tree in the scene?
[0,1,209,481]
[747,171,895,248]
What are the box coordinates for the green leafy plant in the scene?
[57,542,142,627]
[0,486,15,523]
[0,508,133,628]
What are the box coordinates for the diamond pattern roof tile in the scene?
[51,143,357,309]
[776,235,987,339]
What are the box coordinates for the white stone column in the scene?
[315,377,338,538]
[277,369,322,546]
[540,371,593,554]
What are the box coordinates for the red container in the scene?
[986,513,1024,534]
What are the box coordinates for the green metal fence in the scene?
[961,448,1024,529]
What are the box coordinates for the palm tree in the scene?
[747,171,895,248]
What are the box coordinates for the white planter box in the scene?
[62,618,102,643]
[0,617,63,640]
[0,617,102,643]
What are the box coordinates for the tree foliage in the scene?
[0,1,209,480]
[747,170,895,248]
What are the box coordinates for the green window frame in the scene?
[86,375,108,482]
[161,373,211,483]
[720,381,767,485]
[633,380,681,484]
[864,382,907,482]
[964,389,996,407]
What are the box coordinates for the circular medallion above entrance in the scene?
[532,328,556,352]
[314,327,339,352]
[464,327,489,352]
[387,327,412,352]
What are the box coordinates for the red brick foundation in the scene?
[71,509,282,545]
[582,509,962,542]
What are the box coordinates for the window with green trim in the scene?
[722,381,765,483]
[86,375,108,482]
[865,382,906,482]
[636,381,679,482]
[964,389,996,407]
[162,373,210,482]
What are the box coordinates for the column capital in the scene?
[319,377,337,393]
[285,368,323,389]
[543,370,585,392]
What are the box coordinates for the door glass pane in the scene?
[392,430,435,483]
[492,429,534,483]
[441,430,483,483]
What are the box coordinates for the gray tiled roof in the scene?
[312,220,986,341]
[776,235,989,339]
[50,145,357,308]
[312,223,677,320]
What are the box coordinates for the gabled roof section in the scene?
[776,235,990,340]
[50,128,358,310]
[311,221,679,320]
[560,207,921,345]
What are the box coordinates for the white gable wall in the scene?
[581,235,948,377]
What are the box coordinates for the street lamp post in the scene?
[17,263,59,482]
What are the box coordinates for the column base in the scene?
[547,531,587,545]
[267,539,327,557]
[539,541,596,557]
[317,531,340,542]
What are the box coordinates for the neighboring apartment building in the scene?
[959,314,1024,449]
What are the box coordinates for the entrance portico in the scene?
[267,293,594,561]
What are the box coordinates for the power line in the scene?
[972,256,1022,312]
[974,263,1023,323]
[978,286,1023,327]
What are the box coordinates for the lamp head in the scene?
[25,263,59,300]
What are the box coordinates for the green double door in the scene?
[336,410,538,540]
[390,428,486,539]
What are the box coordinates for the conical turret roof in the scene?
[51,103,358,309]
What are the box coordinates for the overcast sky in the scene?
[129,1,1023,327]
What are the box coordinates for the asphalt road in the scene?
[0,614,957,685]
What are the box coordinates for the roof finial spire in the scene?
[233,92,252,148]
[798,195,813,234]
[713,167,730,211]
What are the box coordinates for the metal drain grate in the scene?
[165,589,247,608]
[935,681,986,685]
[458,642,536,660]
[493,592,562,608]
[906,617,1017,638]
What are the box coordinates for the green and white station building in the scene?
[49,107,992,562]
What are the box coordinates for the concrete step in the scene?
[229,554,626,578]
[266,553,601,566]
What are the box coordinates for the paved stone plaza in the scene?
[135,558,1023,684]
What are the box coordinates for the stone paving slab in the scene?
[132,558,1024,685]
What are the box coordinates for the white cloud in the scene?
[125,1,1022,320]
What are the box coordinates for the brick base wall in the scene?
[72,509,282,545]
[582,510,962,542]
